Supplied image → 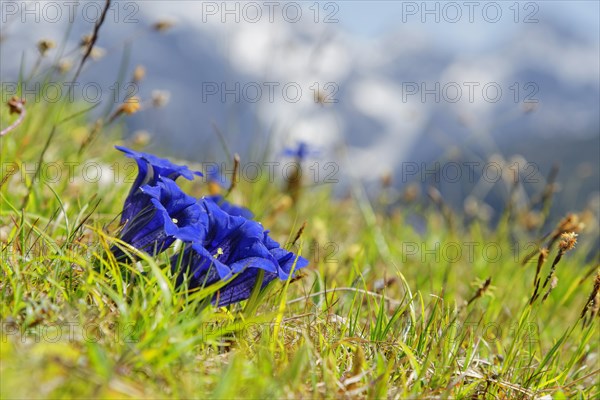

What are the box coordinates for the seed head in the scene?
[133,65,146,82]
[153,20,175,32]
[37,39,55,56]
[522,211,542,231]
[57,59,73,74]
[152,90,170,108]
[131,130,151,146]
[120,97,141,115]
[89,47,106,60]
[556,214,584,235]
[80,34,93,47]
[558,232,577,253]
[7,97,25,115]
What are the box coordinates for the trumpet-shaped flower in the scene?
[115,145,202,224]
[113,146,307,306]
[173,199,307,306]
[115,176,206,258]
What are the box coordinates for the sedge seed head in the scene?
[558,232,578,252]
[37,39,55,56]
[120,97,141,115]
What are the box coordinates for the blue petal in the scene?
[173,243,228,288]
[212,269,279,307]
[141,177,207,242]
[117,204,170,256]
[206,195,253,219]
[120,186,153,226]
[116,145,203,181]
[172,198,308,306]
[115,177,206,259]
[282,141,320,161]
[116,145,202,224]
[206,166,229,188]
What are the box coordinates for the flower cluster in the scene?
[113,146,308,307]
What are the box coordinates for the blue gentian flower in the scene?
[115,145,202,224]
[206,166,229,189]
[283,141,319,161]
[114,177,206,258]
[205,195,253,219]
[113,146,307,306]
[173,198,308,306]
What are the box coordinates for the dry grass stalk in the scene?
[466,277,492,307]
[531,232,578,304]
[522,213,584,266]
[1,97,26,137]
[580,270,600,327]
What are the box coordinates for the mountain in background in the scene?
[1,3,598,217]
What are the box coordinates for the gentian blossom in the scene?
[115,145,203,224]
[114,146,204,258]
[283,141,319,161]
[206,166,229,195]
[172,198,308,306]
[115,176,206,258]
[114,146,308,307]
[282,141,319,203]
[205,195,253,219]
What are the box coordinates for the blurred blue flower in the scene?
[115,177,207,258]
[115,145,202,224]
[206,165,229,188]
[283,141,319,161]
[173,199,308,306]
[206,195,253,219]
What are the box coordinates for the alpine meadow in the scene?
[1,1,599,399]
